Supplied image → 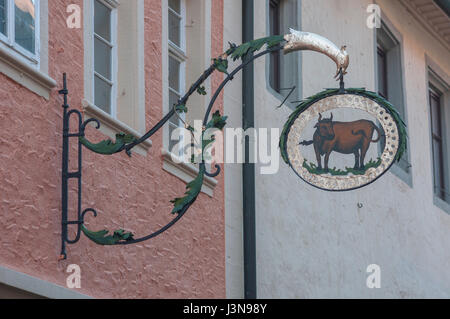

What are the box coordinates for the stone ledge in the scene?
[161,148,218,197]
[0,45,56,100]
[0,265,92,299]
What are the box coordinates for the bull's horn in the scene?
[283,29,349,78]
[318,113,322,121]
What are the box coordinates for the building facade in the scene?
[224,0,450,298]
[0,0,450,299]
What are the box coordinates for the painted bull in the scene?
[300,113,382,171]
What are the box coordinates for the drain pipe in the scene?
[242,0,257,299]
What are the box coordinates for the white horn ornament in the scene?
[283,29,349,79]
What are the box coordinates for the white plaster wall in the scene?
[249,0,450,298]
[224,0,245,299]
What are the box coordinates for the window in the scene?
[429,87,446,201]
[167,0,186,156]
[267,0,300,105]
[377,46,387,99]
[161,0,216,194]
[376,21,410,175]
[0,0,7,36]
[269,0,281,93]
[83,0,148,153]
[428,67,450,206]
[93,0,116,115]
[0,0,39,62]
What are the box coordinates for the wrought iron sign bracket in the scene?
[58,30,406,260]
[59,74,104,260]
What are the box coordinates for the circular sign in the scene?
[280,89,407,191]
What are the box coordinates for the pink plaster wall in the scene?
[0,0,226,298]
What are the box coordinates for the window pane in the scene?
[269,0,280,93]
[169,89,183,154]
[169,90,181,117]
[432,139,445,199]
[169,10,181,47]
[94,0,111,41]
[14,0,36,54]
[377,48,387,98]
[430,92,441,137]
[169,122,182,155]
[94,37,111,80]
[169,56,180,91]
[94,75,111,114]
[0,0,6,36]
[169,0,180,14]
[429,88,446,200]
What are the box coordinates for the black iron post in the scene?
[242,0,257,300]
[59,73,69,260]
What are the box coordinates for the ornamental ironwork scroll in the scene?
[59,30,406,260]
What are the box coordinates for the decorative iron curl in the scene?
[81,208,98,221]
[64,208,98,245]
[203,164,221,178]
[67,109,83,128]
[81,118,101,132]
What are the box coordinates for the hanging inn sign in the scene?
[58,30,406,259]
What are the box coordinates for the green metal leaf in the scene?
[170,110,228,215]
[213,58,229,75]
[170,166,205,214]
[80,133,135,155]
[81,225,134,245]
[230,35,285,61]
[175,103,188,113]
[206,110,228,130]
[225,42,238,56]
[203,110,227,160]
[197,86,207,95]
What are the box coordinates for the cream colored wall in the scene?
[116,0,146,133]
[223,0,244,299]
[185,0,211,122]
[225,0,450,298]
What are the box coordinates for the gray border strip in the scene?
[376,11,413,187]
[264,0,302,110]
[425,54,450,215]
[0,265,92,299]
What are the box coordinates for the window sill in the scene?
[0,45,56,100]
[0,265,91,299]
[389,162,413,188]
[434,195,450,216]
[161,149,218,197]
[82,99,152,156]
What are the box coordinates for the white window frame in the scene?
[83,0,150,155]
[162,0,217,195]
[168,0,186,53]
[92,0,118,118]
[265,0,301,109]
[0,0,40,66]
[168,0,187,158]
